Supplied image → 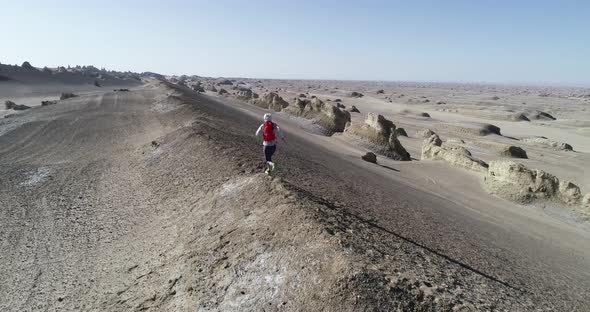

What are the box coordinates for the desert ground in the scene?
[1,65,590,311]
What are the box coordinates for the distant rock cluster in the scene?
[251,92,289,111]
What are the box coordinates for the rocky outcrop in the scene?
[5,100,16,109]
[286,97,351,133]
[484,161,586,215]
[558,181,582,205]
[521,137,573,151]
[349,91,364,98]
[417,128,436,138]
[362,152,377,163]
[251,92,289,112]
[440,123,502,136]
[376,89,384,94]
[344,113,411,161]
[21,61,35,70]
[41,100,58,106]
[218,88,228,95]
[365,113,395,135]
[500,146,528,158]
[388,135,411,161]
[421,134,488,172]
[235,89,259,101]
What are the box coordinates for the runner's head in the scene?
[263,113,272,121]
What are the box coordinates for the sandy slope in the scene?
[1,81,589,311]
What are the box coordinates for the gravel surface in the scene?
[1,81,588,311]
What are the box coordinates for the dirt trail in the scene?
[0,82,588,311]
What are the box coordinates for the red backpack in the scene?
[263,121,276,141]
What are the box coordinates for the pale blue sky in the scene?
[2,0,589,86]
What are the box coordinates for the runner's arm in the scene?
[275,124,285,140]
[255,124,263,137]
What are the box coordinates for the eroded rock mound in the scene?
[509,113,530,122]
[344,113,410,160]
[349,91,364,98]
[362,152,377,163]
[388,135,411,161]
[21,61,35,70]
[218,88,228,95]
[366,113,395,135]
[484,161,586,214]
[286,97,351,133]
[41,100,58,106]
[501,146,528,159]
[252,92,289,112]
[472,142,528,159]
[440,123,501,136]
[421,134,488,172]
[60,93,78,100]
[5,100,31,110]
[402,109,430,118]
[5,100,16,109]
[348,105,360,113]
[521,136,573,151]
